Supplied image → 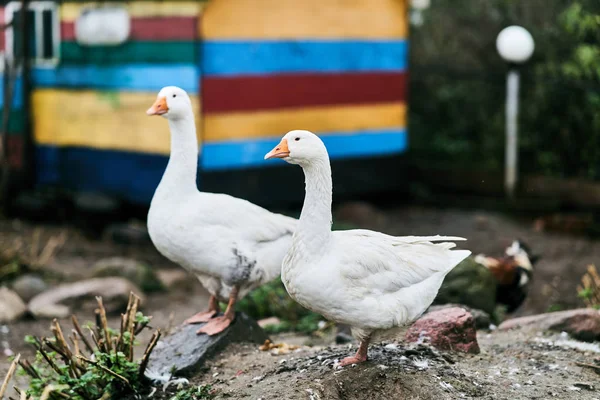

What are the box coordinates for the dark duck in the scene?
[475,240,540,312]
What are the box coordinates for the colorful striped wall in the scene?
[4,0,408,204]
[199,0,409,170]
[30,1,204,203]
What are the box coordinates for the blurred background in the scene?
[1,0,600,376]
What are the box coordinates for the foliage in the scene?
[577,264,600,309]
[236,277,324,334]
[410,0,600,181]
[169,385,214,400]
[15,293,161,400]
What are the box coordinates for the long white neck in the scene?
[156,114,199,198]
[294,157,333,256]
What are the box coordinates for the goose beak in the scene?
[147,96,168,116]
[264,139,290,160]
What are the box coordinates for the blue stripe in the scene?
[36,145,169,204]
[201,129,408,170]
[35,129,407,204]
[0,76,23,108]
[32,64,199,93]
[201,40,408,77]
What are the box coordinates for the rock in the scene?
[29,278,144,319]
[334,201,386,228]
[104,221,151,245]
[257,317,281,328]
[434,257,497,317]
[427,304,491,330]
[156,269,195,292]
[11,274,48,302]
[148,312,268,377]
[498,308,600,342]
[405,307,480,354]
[74,192,120,213]
[92,257,163,293]
[0,287,27,322]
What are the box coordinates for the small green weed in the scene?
[170,384,214,400]
[578,264,600,309]
[15,293,160,400]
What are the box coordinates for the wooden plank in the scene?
[61,2,204,22]
[201,40,408,76]
[202,0,408,39]
[32,89,201,155]
[204,103,406,141]
[61,16,198,41]
[203,72,407,113]
[61,41,196,64]
[201,128,407,170]
[32,64,198,93]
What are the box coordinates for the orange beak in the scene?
[146,96,168,116]
[264,139,290,160]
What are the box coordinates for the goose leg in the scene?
[184,295,219,324]
[196,286,239,336]
[339,338,370,367]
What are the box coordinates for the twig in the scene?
[95,297,112,353]
[18,360,40,379]
[0,353,21,399]
[138,329,161,380]
[39,384,69,400]
[575,361,600,373]
[71,316,94,355]
[77,356,131,387]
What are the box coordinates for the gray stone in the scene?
[92,257,163,293]
[0,287,27,322]
[427,304,491,330]
[148,312,268,377]
[29,277,144,319]
[11,274,48,302]
[498,308,600,342]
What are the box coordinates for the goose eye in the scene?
[295,137,300,141]
[172,94,176,98]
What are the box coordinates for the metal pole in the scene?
[505,68,519,199]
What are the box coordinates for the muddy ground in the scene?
[1,205,599,398]
[155,330,600,400]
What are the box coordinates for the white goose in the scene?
[146,86,296,335]
[264,130,471,366]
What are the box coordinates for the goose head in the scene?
[264,130,328,166]
[146,86,193,120]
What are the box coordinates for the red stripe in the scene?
[61,16,197,41]
[0,8,4,51]
[202,72,407,113]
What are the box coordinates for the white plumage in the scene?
[265,130,471,365]
[146,86,296,335]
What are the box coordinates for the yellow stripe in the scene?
[203,103,406,142]
[33,90,201,155]
[61,2,204,22]
[202,0,408,39]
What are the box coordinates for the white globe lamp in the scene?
[496,26,535,200]
[496,26,535,64]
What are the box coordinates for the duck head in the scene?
[264,130,328,166]
[146,86,193,120]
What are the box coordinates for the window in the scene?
[5,1,60,67]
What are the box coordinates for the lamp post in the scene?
[496,26,535,200]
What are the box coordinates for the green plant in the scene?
[169,385,214,400]
[15,293,160,400]
[236,277,324,334]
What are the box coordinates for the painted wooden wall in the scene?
[2,0,408,204]
[31,1,204,203]
[199,0,409,170]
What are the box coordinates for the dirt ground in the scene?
[156,330,600,400]
[1,205,599,397]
